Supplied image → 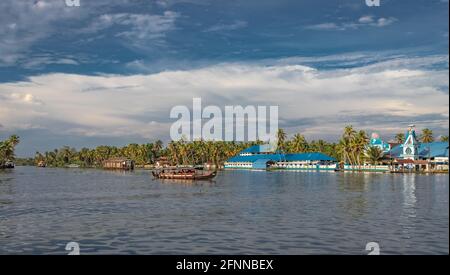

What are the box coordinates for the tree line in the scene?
[10,126,450,168]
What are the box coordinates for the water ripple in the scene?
[0,167,448,254]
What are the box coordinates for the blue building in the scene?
[387,125,448,172]
[388,125,448,160]
[224,145,337,170]
[368,132,391,153]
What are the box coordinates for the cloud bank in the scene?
[0,54,448,155]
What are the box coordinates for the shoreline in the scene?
[6,165,449,175]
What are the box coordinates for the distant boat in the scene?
[152,168,217,180]
[103,157,135,170]
[2,161,15,169]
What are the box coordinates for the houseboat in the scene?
[103,157,135,170]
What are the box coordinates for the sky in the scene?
[0,0,448,156]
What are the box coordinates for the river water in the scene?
[0,167,448,254]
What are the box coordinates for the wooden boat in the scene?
[103,157,134,170]
[3,161,15,169]
[152,168,217,180]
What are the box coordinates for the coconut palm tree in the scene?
[365,146,384,165]
[339,125,357,166]
[420,128,434,143]
[0,135,20,167]
[395,133,405,143]
[337,126,371,167]
[276,128,287,153]
[355,130,369,167]
[343,125,356,141]
[337,138,352,166]
[290,133,308,153]
[440,135,448,142]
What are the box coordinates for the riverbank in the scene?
[12,164,448,175]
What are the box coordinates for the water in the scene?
[0,167,448,255]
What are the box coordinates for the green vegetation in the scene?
[395,133,405,143]
[9,126,447,168]
[34,140,259,168]
[0,135,20,168]
[420,128,434,143]
[365,146,384,165]
[14,157,35,166]
[440,135,449,142]
[276,129,288,153]
[32,134,341,168]
[337,126,369,167]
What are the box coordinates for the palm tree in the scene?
[314,139,326,153]
[394,133,405,143]
[337,138,352,166]
[276,128,287,153]
[8,135,20,147]
[167,141,179,165]
[355,130,369,167]
[338,126,370,167]
[339,125,357,166]
[440,135,449,142]
[343,125,356,141]
[365,146,384,165]
[151,140,163,163]
[290,133,308,153]
[420,128,434,143]
[0,135,20,166]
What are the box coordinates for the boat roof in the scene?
[227,152,336,163]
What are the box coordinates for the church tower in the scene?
[402,124,420,160]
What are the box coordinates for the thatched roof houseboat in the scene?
[155,157,170,168]
[103,157,135,170]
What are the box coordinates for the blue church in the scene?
[389,125,448,168]
[368,125,449,172]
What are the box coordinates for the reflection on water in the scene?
[0,167,448,255]
[402,175,417,218]
[336,173,370,218]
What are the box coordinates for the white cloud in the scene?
[204,20,248,32]
[83,11,179,39]
[21,56,79,69]
[80,11,179,49]
[0,55,448,141]
[0,1,82,66]
[0,1,179,66]
[358,16,374,24]
[305,23,339,31]
[306,15,398,31]
[375,17,397,27]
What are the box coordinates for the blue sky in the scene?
[0,0,448,156]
